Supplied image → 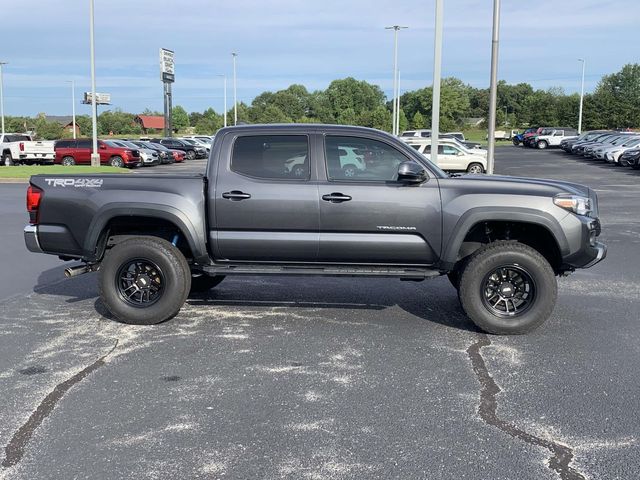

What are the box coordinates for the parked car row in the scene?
[560,130,640,169]
[52,136,214,168]
[512,127,579,149]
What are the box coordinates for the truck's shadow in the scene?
[32,268,478,332]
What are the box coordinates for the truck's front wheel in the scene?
[458,241,557,334]
[98,237,191,325]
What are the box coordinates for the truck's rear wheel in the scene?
[3,153,13,166]
[61,156,75,166]
[458,241,557,334]
[98,237,191,325]
[190,274,225,293]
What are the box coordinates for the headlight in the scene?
[553,194,591,216]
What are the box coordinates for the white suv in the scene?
[409,141,486,173]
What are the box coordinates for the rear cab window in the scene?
[231,135,310,180]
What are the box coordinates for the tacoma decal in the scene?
[376,225,417,231]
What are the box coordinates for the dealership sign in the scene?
[160,48,175,83]
[82,92,111,105]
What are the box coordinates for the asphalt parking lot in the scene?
[1,146,639,480]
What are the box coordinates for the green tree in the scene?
[325,78,386,121]
[412,111,426,129]
[171,105,189,132]
[590,64,640,128]
[33,118,64,140]
[337,107,357,125]
[97,109,140,135]
[368,106,393,132]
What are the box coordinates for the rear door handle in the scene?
[222,190,251,201]
[322,192,352,203]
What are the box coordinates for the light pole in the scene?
[217,74,227,128]
[0,62,7,136]
[486,0,501,175]
[386,25,407,136]
[578,58,586,134]
[396,70,401,134]
[88,0,99,166]
[430,0,443,166]
[66,80,77,139]
[232,53,238,126]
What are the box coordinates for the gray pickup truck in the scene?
[24,125,606,334]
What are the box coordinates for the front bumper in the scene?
[24,225,43,253]
[562,217,607,269]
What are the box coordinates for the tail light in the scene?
[26,185,43,224]
[19,142,25,152]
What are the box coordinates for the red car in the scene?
[54,139,142,168]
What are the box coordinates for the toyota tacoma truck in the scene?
[23,125,606,334]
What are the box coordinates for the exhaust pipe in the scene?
[64,265,90,278]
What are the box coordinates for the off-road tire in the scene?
[537,140,548,150]
[98,237,191,325]
[458,240,557,335]
[190,274,225,294]
[61,156,75,166]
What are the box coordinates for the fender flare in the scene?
[441,207,570,266]
[84,203,208,263]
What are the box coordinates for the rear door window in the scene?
[77,140,92,149]
[231,135,310,180]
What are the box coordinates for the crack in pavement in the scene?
[1,340,119,469]
[467,335,586,480]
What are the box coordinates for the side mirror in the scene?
[397,161,427,183]
[99,144,107,150]
[457,151,464,156]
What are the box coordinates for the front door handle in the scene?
[222,190,251,201]
[322,192,352,203]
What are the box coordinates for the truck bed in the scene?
[29,173,208,262]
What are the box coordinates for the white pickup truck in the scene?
[1,133,56,166]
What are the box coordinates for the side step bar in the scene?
[201,264,442,279]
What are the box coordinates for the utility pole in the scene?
[88,0,100,166]
[396,70,401,134]
[578,58,586,134]
[0,62,7,136]
[217,74,227,128]
[385,26,407,135]
[67,80,77,139]
[430,0,443,166]
[232,53,238,125]
[486,0,501,175]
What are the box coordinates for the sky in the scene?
[1,0,639,116]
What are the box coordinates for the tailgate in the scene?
[22,141,55,155]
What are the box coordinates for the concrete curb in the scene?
[0,179,29,184]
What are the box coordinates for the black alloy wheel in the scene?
[480,265,536,318]
[116,259,165,307]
